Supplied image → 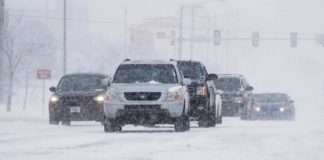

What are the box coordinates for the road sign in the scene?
[37,69,51,79]
[252,32,260,47]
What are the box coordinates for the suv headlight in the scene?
[94,95,105,102]
[167,86,183,101]
[105,90,120,101]
[197,85,207,96]
[50,95,59,103]
[235,96,244,103]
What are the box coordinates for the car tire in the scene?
[198,113,211,128]
[175,116,188,132]
[62,120,71,126]
[104,119,122,132]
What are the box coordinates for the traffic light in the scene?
[290,32,298,48]
[213,30,221,45]
[252,32,259,47]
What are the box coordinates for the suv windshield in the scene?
[57,75,106,92]
[215,78,241,92]
[253,94,288,103]
[113,64,178,84]
[177,63,204,80]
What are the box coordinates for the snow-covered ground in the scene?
[0,109,323,160]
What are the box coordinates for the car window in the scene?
[113,64,178,84]
[57,75,106,92]
[215,78,242,92]
[177,62,204,80]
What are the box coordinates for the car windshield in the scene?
[57,75,106,92]
[215,78,241,92]
[177,63,204,80]
[113,64,178,84]
[253,94,289,103]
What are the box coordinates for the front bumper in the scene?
[104,100,184,119]
[49,102,104,121]
[188,96,208,117]
[222,101,243,116]
[252,109,292,119]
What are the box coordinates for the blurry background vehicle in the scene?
[215,74,253,117]
[246,93,295,120]
[48,73,111,125]
[177,60,222,127]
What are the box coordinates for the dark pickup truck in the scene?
[176,60,222,127]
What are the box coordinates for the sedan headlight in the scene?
[279,107,286,112]
[235,96,244,103]
[167,86,183,101]
[105,90,120,101]
[94,95,105,102]
[197,85,207,96]
[50,95,59,103]
[254,106,261,112]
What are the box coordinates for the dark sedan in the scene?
[247,93,295,120]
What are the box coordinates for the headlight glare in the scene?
[95,95,105,102]
[50,95,59,103]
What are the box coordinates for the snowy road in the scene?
[1,112,323,160]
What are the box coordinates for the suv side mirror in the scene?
[183,78,192,86]
[207,74,218,81]
[49,87,56,92]
[246,86,254,91]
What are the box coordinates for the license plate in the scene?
[70,107,81,113]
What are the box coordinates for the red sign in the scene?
[37,69,51,79]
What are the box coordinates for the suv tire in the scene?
[175,115,189,132]
[104,119,122,132]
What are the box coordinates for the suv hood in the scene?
[110,83,182,93]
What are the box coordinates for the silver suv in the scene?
[103,60,191,132]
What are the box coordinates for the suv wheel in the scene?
[175,115,189,132]
[104,119,122,132]
[62,120,71,126]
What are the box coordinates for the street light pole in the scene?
[178,5,184,60]
[63,0,67,75]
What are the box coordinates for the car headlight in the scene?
[235,96,244,103]
[197,85,207,96]
[105,90,120,101]
[279,107,286,112]
[50,95,59,103]
[167,86,183,101]
[94,95,105,102]
[254,106,261,112]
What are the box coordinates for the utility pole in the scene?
[0,0,4,103]
[190,7,195,59]
[178,5,184,60]
[63,0,67,75]
[124,7,128,58]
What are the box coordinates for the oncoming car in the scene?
[247,93,295,120]
[103,60,191,132]
[49,73,111,125]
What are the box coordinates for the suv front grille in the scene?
[124,105,161,110]
[124,92,161,101]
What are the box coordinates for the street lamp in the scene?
[178,0,225,60]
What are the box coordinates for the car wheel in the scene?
[198,114,211,128]
[217,114,223,124]
[175,116,187,132]
[104,119,122,132]
[62,120,71,126]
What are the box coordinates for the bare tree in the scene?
[2,14,48,112]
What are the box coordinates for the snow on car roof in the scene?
[218,74,244,78]
[122,60,177,65]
